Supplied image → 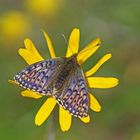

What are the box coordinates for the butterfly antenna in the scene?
[61,33,74,55]
[61,33,67,44]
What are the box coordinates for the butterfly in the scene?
[13,54,89,118]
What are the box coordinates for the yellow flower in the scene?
[25,0,64,18]
[10,28,119,132]
[0,11,30,43]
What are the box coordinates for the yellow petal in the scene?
[80,115,90,123]
[8,80,19,85]
[35,97,56,126]
[66,28,80,57]
[85,53,112,77]
[59,107,72,132]
[87,77,119,88]
[77,38,101,65]
[24,38,44,61]
[42,30,56,58]
[89,93,101,112]
[18,49,43,65]
[21,90,42,99]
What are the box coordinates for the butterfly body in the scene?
[14,54,89,118]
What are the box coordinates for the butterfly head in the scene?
[67,53,78,65]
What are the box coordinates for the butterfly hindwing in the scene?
[53,66,89,118]
[14,58,64,95]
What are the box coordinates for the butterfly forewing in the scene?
[14,58,65,95]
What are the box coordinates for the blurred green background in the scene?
[0,0,140,140]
